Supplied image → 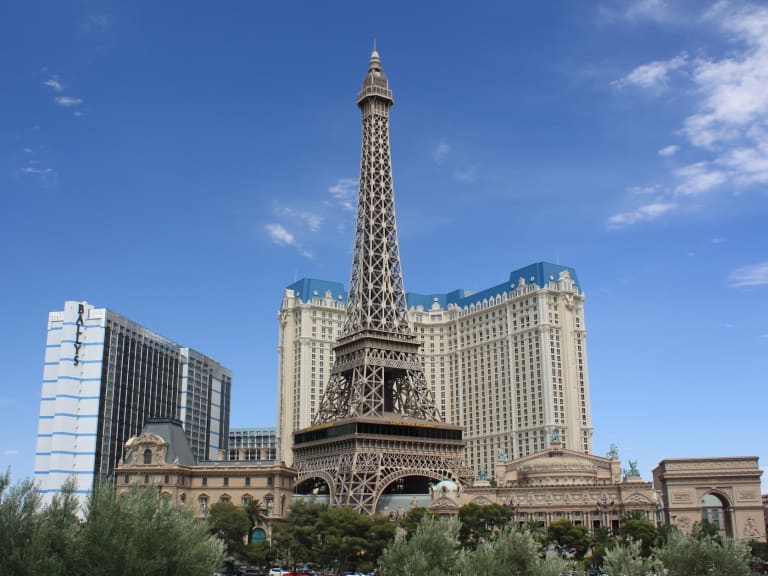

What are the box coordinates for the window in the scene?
[245,476,251,486]
[202,477,207,487]
[199,496,209,511]
[143,449,152,465]
[164,474,170,484]
[223,477,229,487]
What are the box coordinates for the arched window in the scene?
[143,449,152,465]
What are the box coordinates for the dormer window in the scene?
[143,449,152,465]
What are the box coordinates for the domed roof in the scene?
[434,479,459,493]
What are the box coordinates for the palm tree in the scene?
[245,498,268,530]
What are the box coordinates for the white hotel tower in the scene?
[277,262,593,477]
[35,301,231,501]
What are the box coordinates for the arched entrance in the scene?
[700,492,733,538]
[375,474,438,517]
[293,476,332,506]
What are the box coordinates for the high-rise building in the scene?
[229,427,277,463]
[35,300,231,502]
[278,262,592,477]
[291,48,471,513]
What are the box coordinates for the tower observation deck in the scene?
[292,49,472,514]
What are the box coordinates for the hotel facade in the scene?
[277,262,592,477]
[34,300,231,502]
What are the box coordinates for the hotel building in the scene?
[277,262,592,476]
[34,300,231,502]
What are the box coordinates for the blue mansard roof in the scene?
[285,262,580,310]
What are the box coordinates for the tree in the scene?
[79,483,224,576]
[619,513,660,556]
[379,514,464,576]
[603,540,660,576]
[654,531,751,576]
[399,506,434,539]
[0,471,81,576]
[314,506,377,574]
[270,499,326,568]
[209,501,252,556]
[457,502,513,548]
[245,498,268,530]
[545,519,592,559]
[458,523,575,576]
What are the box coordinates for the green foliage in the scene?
[244,498,268,528]
[272,501,394,573]
[603,540,659,576]
[0,470,81,576]
[379,514,464,576]
[209,501,252,555]
[457,502,513,548]
[79,483,224,576]
[270,499,326,567]
[241,541,271,566]
[457,523,547,576]
[398,506,434,539]
[654,531,751,576]
[545,519,591,559]
[619,514,660,556]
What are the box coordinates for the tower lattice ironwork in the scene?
[292,48,472,514]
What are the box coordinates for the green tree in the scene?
[457,523,573,576]
[314,506,378,574]
[245,498,268,529]
[457,502,513,548]
[545,519,592,559]
[399,506,434,539]
[379,514,464,576]
[603,540,660,576]
[619,513,660,556]
[0,471,81,576]
[79,483,224,576]
[270,499,326,568]
[655,531,751,576]
[209,501,252,556]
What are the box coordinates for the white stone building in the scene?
[35,300,231,503]
[277,262,593,477]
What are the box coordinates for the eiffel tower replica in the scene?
[292,47,472,514]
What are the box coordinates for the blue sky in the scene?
[1,1,767,490]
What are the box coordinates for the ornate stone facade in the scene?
[116,419,296,534]
[429,442,657,535]
[653,457,765,541]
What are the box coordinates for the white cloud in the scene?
[275,205,323,232]
[264,223,313,259]
[610,4,768,226]
[674,162,727,196]
[607,201,677,228]
[598,0,673,24]
[42,78,63,92]
[711,237,727,244]
[433,141,451,163]
[627,185,661,195]
[328,178,357,211]
[658,144,679,156]
[612,53,687,90]
[2,450,18,456]
[55,96,83,107]
[265,223,295,246]
[728,261,768,287]
[20,167,53,175]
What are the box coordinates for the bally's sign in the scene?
[73,303,85,366]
